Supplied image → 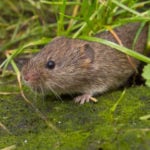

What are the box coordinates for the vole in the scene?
[22,22,148,104]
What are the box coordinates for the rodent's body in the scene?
[22,22,148,104]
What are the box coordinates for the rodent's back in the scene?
[88,23,148,90]
[96,22,147,52]
[22,22,148,95]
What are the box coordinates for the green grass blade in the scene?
[0,37,51,69]
[112,0,141,16]
[132,22,146,50]
[80,36,150,63]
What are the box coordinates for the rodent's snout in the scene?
[23,71,40,83]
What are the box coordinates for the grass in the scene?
[0,1,150,66]
[0,1,150,149]
[0,0,150,104]
[0,0,149,119]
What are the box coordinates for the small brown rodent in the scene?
[22,22,148,104]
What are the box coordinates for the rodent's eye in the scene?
[46,60,55,69]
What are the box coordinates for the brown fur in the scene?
[22,22,148,98]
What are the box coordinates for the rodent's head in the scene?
[22,37,95,94]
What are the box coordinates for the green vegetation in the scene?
[0,0,150,149]
[0,0,150,70]
[0,75,150,150]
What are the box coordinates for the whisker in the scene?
[48,80,64,90]
[33,87,39,102]
[47,85,62,101]
[38,83,46,102]
[39,84,45,96]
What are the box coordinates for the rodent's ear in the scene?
[79,44,95,67]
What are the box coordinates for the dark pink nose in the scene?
[24,72,40,82]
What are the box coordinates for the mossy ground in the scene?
[0,1,150,149]
[0,75,150,150]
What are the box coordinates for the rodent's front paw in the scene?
[74,94,92,104]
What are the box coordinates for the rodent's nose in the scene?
[24,72,40,82]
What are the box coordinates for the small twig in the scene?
[0,92,19,95]
[127,128,150,132]
[0,122,11,134]
[90,96,98,102]
[110,89,126,113]
[139,114,150,120]
[0,145,16,150]
[4,52,63,136]
[17,73,63,135]
[67,0,80,29]
[107,26,138,73]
